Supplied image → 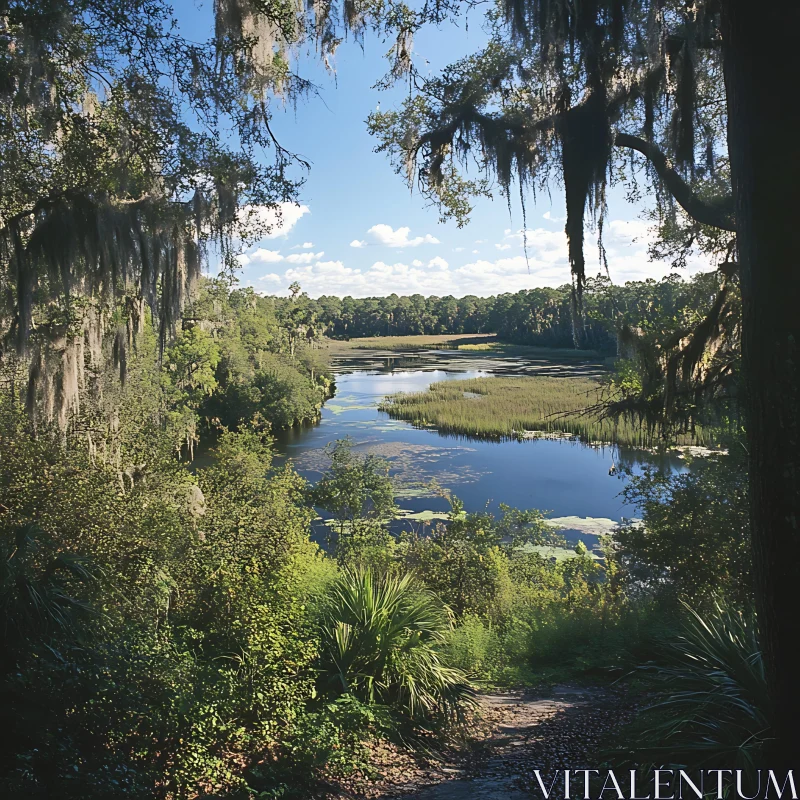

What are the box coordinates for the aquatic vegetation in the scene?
[380,376,708,448]
[333,334,495,351]
[290,441,489,499]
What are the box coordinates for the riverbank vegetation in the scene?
[381,376,711,448]
[330,333,497,351]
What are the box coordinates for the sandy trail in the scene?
[362,685,633,800]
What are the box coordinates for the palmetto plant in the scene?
[318,569,476,723]
[0,524,95,656]
[631,602,770,773]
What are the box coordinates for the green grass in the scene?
[456,341,602,360]
[329,334,497,351]
[457,342,495,351]
[379,376,706,448]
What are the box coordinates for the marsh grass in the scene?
[380,376,707,448]
[457,342,601,360]
[330,334,496,351]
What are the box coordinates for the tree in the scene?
[367,0,799,760]
[162,326,220,458]
[310,438,397,565]
[718,1,800,766]
[0,0,362,427]
[611,450,750,607]
[401,498,554,617]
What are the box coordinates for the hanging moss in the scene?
[558,91,612,344]
[2,191,224,427]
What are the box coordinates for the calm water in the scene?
[272,360,687,543]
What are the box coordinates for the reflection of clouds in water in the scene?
[287,441,488,497]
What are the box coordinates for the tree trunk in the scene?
[721,0,800,763]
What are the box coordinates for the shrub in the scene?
[444,614,500,678]
[245,695,391,798]
[317,568,476,723]
[623,602,769,772]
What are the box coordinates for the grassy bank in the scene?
[329,333,497,351]
[457,341,606,360]
[380,376,707,448]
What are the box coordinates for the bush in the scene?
[444,614,501,678]
[621,602,769,772]
[317,568,476,723]
[245,695,391,798]
[610,449,750,607]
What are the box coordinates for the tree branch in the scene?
[614,132,736,232]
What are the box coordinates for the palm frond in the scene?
[318,568,476,725]
[624,601,770,772]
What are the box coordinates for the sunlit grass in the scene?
[329,334,496,351]
[457,341,603,359]
[380,376,707,448]
[457,342,494,351]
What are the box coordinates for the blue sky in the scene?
[177,1,708,297]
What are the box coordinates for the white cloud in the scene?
[238,202,310,239]
[495,243,512,251]
[366,223,440,248]
[453,246,465,252]
[607,218,650,241]
[350,239,366,248]
[252,217,713,299]
[247,248,284,263]
[301,242,313,249]
[543,210,565,222]
[472,249,479,254]
[502,228,568,262]
[284,251,325,264]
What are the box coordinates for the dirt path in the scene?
[358,685,634,800]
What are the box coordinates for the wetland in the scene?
[273,341,689,552]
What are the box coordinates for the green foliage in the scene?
[317,568,476,723]
[400,500,554,617]
[163,327,221,405]
[443,614,501,678]
[0,0,315,427]
[0,399,328,796]
[610,447,751,606]
[622,602,769,773]
[0,523,94,662]
[247,695,390,798]
[311,437,397,566]
[182,280,332,436]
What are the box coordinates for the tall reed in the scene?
[380,376,707,448]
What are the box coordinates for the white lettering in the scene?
[767,771,798,799]
[655,770,675,800]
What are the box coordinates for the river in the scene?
[272,348,687,550]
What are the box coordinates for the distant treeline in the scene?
[287,272,724,352]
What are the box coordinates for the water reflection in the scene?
[272,364,687,538]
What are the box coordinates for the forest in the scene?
[282,270,727,352]
[0,0,796,797]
